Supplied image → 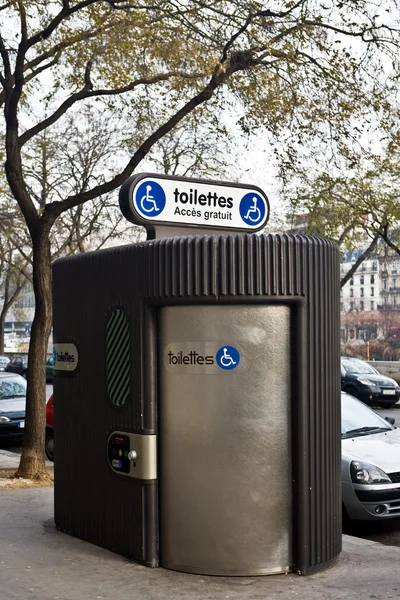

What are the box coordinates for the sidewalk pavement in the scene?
[1,448,399,599]
[0,485,399,600]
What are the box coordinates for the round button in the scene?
[128,450,138,461]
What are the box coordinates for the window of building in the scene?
[393,279,397,288]
[350,301,354,311]
[349,328,355,339]
[350,278,354,286]
[360,275,364,285]
[370,301,375,311]
[350,288,354,297]
[360,301,364,311]
[394,297,398,308]
[360,288,364,297]
[372,261,377,271]
[371,287,374,296]
[384,279,388,289]
[392,265,398,274]
[370,275,375,284]
[384,296,388,305]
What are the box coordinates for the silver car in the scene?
[0,356,9,371]
[0,372,26,441]
[342,391,400,520]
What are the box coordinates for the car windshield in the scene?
[342,360,378,375]
[0,377,27,399]
[341,393,392,437]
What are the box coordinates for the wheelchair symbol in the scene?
[140,185,160,213]
[135,180,166,218]
[239,192,266,227]
[220,348,236,367]
[244,197,261,223]
[216,345,240,370]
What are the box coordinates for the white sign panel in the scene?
[120,173,269,232]
[163,342,241,374]
[53,343,79,372]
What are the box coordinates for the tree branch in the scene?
[1,265,29,316]
[221,12,253,63]
[379,226,400,258]
[304,19,399,45]
[24,22,114,76]
[17,0,28,44]
[340,234,379,287]
[26,0,101,49]
[19,70,205,147]
[0,32,11,83]
[44,51,248,218]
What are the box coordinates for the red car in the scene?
[45,394,54,461]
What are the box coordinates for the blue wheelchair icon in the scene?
[216,346,240,370]
[239,193,266,227]
[135,180,166,217]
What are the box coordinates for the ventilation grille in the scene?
[106,309,131,406]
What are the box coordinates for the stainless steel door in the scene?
[159,305,292,575]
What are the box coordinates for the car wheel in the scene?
[344,386,359,399]
[45,431,54,462]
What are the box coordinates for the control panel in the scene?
[107,432,157,480]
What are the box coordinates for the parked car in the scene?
[342,391,400,520]
[46,354,54,383]
[45,394,54,461]
[5,355,28,378]
[341,356,400,408]
[0,372,26,441]
[0,356,9,371]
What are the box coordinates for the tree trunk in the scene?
[16,227,52,480]
[0,312,5,355]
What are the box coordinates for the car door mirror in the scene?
[385,416,395,425]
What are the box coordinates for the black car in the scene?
[341,357,400,408]
[5,355,28,378]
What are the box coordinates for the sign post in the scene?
[119,173,270,238]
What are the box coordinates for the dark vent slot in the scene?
[106,309,131,406]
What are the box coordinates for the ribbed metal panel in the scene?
[52,233,340,574]
[53,244,157,567]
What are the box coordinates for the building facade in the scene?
[340,246,400,343]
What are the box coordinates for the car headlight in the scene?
[350,460,392,484]
[0,416,11,422]
[357,378,378,387]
